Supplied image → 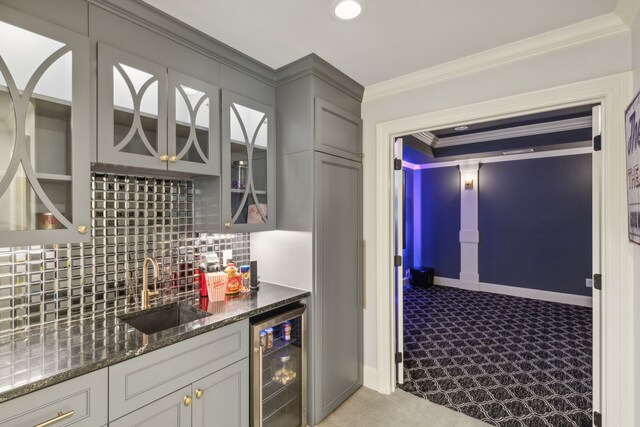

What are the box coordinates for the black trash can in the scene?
[410,267,434,287]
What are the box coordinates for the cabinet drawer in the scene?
[109,319,248,421]
[109,386,192,427]
[314,97,362,162]
[0,369,108,427]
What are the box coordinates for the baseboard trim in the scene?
[433,276,592,307]
[363,364,379,391]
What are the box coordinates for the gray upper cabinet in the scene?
[168,70,220,175]
[221,90,276,232]
[314,97,362,162]
[98,43,220,176]
[0,4,91,247]
[98,42,168,170]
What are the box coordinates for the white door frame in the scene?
[374,73,634,425]
[393,138,404,384]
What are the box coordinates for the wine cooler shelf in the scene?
[262,337,299,357]
[263,395,300,427]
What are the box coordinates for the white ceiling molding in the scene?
[434,116,592,148]
[403,146,592,170]
[363,13,627,102]
[412,131,438,146]
[615,0,640,25]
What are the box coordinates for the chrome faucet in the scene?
[141,257,159,310]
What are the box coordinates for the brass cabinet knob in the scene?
[160,154,169,161]
[195,389,204,399]
[183,395,192,406]
[169,155,178,163]
[225,222,232,229]
[77,225,89,234]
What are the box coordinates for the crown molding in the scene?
[275,53,365,101]
[363,13,627,102]
[87,0,278,85]
[615,0,640,26]
[413,131,438,146]
[435,116,592,148]
[402,146,592,170]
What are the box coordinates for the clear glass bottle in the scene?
[232,160,248,189]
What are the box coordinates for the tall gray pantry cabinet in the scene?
[273,55,364,425]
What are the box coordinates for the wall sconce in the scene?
[464,178,474,190]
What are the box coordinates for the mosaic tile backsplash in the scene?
[0,173,250,337]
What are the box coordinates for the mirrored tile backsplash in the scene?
[0,173,250,337]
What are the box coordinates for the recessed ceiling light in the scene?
[331,0,366,21]
[454,126,469,131]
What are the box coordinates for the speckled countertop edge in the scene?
[0,284,310,403]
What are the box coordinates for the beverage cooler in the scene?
[251,304,307,427]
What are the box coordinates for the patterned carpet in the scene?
[399,285,592,427]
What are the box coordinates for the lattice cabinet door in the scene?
[221,90,276,233]
[97,43,168,171]
[168,70,220,175]
[0,5,91,246]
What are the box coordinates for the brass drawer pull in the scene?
[169,155,178,163]
[34,410,74,427]
[195,389,204,399]
[77,225,89,234]
[183,395,192,406]
[225,221,232,229]
[160,154,169,161]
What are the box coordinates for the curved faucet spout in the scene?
[141,257,159,309]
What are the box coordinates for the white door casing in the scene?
[393,138,404,384]
[374,73,633,427]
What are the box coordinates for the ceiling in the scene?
[142,0,617,86]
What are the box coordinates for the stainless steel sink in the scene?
[118,303,211,335]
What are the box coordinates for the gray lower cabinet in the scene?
[192,358,249,427]
[109,320,248,421]
[110,359,248,427]
[110,386,192,427]
[0,368,108,427]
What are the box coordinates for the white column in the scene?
[459,162,480,287]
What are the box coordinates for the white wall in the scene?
[361,30,631,380]
[250,230,313,291]
[630,8,640,427]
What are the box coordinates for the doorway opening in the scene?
[393,105,599,426]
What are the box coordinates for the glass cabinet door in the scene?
[97,43,168,170]
[221,91,275,232]
[167,70,220,175]
[0,8,90,246]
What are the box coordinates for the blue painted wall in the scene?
[409,166,461,278]
[478,154,592,296]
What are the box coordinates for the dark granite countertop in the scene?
[0,283,310,403]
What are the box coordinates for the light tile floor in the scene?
[317,386,491,427]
